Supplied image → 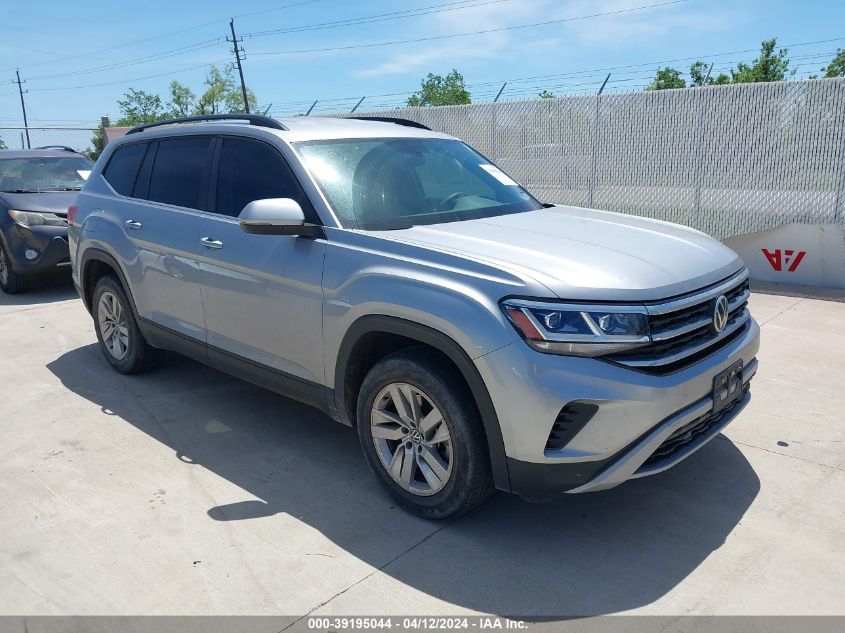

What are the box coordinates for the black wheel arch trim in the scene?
[79,248,139,317]
[335,314,512,492]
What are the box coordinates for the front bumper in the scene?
[1,223,70,275]
[476,317,760,499]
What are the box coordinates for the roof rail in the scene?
[126,114,288,135]
[348,116,431,131]
[35,145,77,152]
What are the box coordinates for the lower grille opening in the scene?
[640,387,749,468]
[545,402,598,452]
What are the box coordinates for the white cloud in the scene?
[354,0,734,77]
[355,0,551,77]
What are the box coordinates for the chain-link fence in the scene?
[0,127,98,155]
[332,78,845,240]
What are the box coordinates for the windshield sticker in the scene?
[77,170,91,180]
[479,164,518,186]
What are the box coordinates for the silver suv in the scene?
[69,114,759,518]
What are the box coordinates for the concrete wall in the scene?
[724,224,845,289]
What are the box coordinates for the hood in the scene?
[0,191,78,215]
[375,206,744,302]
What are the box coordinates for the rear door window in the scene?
[214,137,315,220]
[103,143,146,196]
[147,138,212,210]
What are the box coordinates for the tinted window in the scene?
[147,138,211,210]
[103,144,146,196]
[215,138,313,219]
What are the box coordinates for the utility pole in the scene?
[14,69,30,149]
[493,82,507,102]
[227,19,250,114]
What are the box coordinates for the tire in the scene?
[92,275,164,374]
[0,241,29,294]
[357,347,494,519]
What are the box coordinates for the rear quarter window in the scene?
[102,143,146,196]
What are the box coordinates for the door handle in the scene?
[200,237,223,249]
[125,220,142,230]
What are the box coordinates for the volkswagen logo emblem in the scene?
[712,295,729,333]
[410,429,423,443]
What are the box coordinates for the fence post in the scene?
[691,88,708,229]
[588,74,610,208]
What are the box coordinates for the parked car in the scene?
[69,115,759,518]
[0,147,93,293]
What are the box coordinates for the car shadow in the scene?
[0,271,76,306]
[47,345,760,618]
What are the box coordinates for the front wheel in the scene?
[0,242,29,294]
[357,348,494,519]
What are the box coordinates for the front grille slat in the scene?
[608,272,750,375]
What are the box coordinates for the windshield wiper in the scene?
[1,189,43,193]
[41,187,82,191]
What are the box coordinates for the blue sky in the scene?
[0,0,842,126]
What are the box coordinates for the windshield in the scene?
[295,138,541,230]
[0,156,93,192]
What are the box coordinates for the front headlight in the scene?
[8,209,67,227]
[502,299,650,357]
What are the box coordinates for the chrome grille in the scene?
[608,271,751,374]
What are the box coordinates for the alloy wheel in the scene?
[370,382,454,496]
[97,291,130,360]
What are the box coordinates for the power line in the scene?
[251,0,691,56]
[26,40,222,81]
[245,0,515,37]
[0,0,331,73]
[27,59,230,92]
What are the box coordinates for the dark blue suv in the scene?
[0,147,93,293]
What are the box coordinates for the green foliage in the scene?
[84,126,107,161]
[115,88,168,126]
[406,69,471,106]
[195,65,257,115]
[0,137,6,150]
[538,90,555,99]
[822,48,845,78]
[114,65,258,128]
[689,61,712,87]
[730,39,793,83]
[646,67,686,90]
[168,80,196,117]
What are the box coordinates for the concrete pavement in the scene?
[1,276,843,618]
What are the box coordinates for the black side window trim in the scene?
[208,135,320,224]
[131,141,157,199]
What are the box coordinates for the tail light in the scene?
[67,204,78,226]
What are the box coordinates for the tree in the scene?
[689,61,712,87]
[85,127,107,161]
[195,65,257,115]
[168,80,196,117]
[538,90,555,99]
[646,67,686,90]
[0,137,6,150]
[730,38,792,83]
[115,88,168,125]
[821,48,845,78]
[406,69,471,106]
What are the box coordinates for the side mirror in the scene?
[238,198,321,236]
